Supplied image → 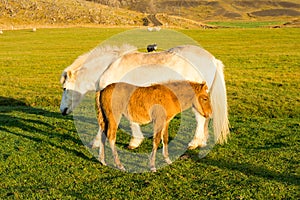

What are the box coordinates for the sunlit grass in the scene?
[206,21,285,28]
[0,27,299,199]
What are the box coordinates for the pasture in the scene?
[0,27,299,199]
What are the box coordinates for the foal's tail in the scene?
[95,91,105,130]
[210,59,230,144]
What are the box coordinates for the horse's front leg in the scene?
[99,130,106,166]
[128,122,144,149]
[162,122,172,165]
[88,128,106,165]
[89,127,102,149]
[188,108,208,149]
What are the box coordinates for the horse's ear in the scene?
[60,71,67,84]
[67,70,73,79]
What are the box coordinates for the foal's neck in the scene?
[164,81,198,111]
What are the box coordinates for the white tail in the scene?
[210,59,230,144]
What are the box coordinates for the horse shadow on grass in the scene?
[182,149,299,186]
[0,96,96,162]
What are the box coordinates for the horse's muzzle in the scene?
[61,108,68,116]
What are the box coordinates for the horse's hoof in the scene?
[188,140,199,150]
[199,141,207,148]
[187,144,198,150]
[128,138,144,149]
[127,145,136,150]
[87,141,92,148]
[89,140,100,149]
[188,140,207,149]
[150,167,157,172]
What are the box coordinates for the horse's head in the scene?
[193,81,212,118]
[59,44,138,115]
[60,69,86,115]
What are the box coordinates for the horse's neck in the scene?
[85,53,120,84]
[74,52,120,93]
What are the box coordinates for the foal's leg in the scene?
[162,122,172,165]
[149,128,163,173]
[128,122,144,149]
[107,122,125,171]
[90,92,105,148]
[188,108,207,149]
[149,111,166,172]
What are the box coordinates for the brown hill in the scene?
[0,0,299,28]
[0,0,144,28]
[93,0,300,21]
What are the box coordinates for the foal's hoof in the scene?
[118,165,126,172]
[150,167,157,173]
[165,158,172,165]
[99,160,106,166]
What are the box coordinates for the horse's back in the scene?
[168,45,217,88]
[99,49,205,90]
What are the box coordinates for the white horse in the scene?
[60,44,137,115]
[60,44,229,150]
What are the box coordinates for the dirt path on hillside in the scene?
[147,14,163,26]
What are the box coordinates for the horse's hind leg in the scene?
[90,128,102,149]
[128,122,144,149]
[99,130,106,166]
[162,122,172,165]
[188,108,207,149]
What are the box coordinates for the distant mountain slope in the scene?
[0,0,144,28]
[92,0,300,21]
[0,0,299,28]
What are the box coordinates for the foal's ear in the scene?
[201,81,208,91]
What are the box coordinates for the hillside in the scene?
[0,0,144,28]
[0,0,299,28]
[103,0,300,21]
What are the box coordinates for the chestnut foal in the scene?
[97,81,212,172]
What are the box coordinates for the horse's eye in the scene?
[63,88,66,91]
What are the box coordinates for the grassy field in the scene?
[206,21,285,28]
[0,27,299,199]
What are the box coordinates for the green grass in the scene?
[0,27,299,199]
[206,21,285,28]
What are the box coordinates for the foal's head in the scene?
[193,82,212,118]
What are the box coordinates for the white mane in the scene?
[64,44,137,72]
[61,44,137,84]
[84,44,138,69]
